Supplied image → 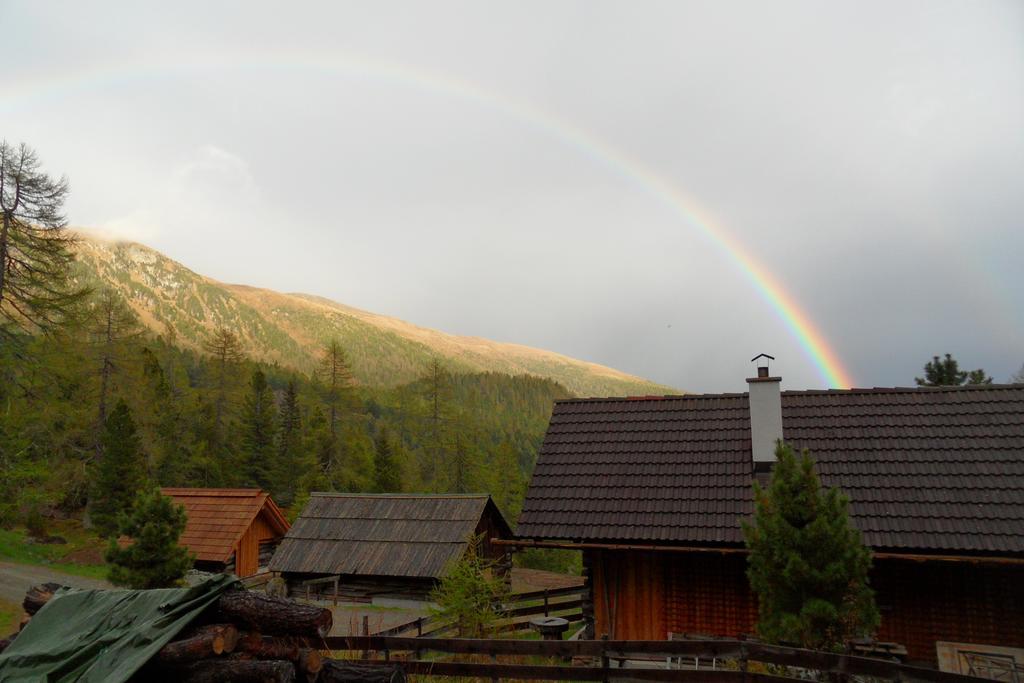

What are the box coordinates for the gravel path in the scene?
[0,562,111,604]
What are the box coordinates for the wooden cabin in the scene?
[515,377,1024,667]
[161,488,290,577]
[268,493,512,603]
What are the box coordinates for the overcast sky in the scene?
[2,1,1022,392]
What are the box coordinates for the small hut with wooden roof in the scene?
[268,493,512,603]
[161,488,290,578]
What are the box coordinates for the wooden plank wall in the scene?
[665,552,757,639]
[235,510,284,577]
[873,559,1024,664]
[590,548,1024,666]
[591,550,666,640]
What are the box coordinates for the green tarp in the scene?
[0,574,238,682]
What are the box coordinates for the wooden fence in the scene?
[321,636,992,683]
[374,585,585,638]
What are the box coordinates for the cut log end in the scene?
[22,582,66,615]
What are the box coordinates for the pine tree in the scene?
[742,442,879,650]
[373,425,402,493]
[105,488,193,589]
[91,399,147,537]
[240,368,276,489]
[0,141,89,344]
[916,353,992,386]
[275,378,303,504]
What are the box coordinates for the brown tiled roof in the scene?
[268,494,512,579]
[516,385,1024,557]
[161,488,290,563]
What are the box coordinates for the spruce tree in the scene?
[742,442,879,650]
[91,399,147,537]
[373,425,402,493]
[241,368,276,489]
[105,488,193,588]
[275,378,303,504]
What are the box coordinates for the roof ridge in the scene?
[309,492,491,499]
[556,384,1024,404]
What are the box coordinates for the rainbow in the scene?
[1,50,855,388]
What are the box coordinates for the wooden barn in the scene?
[268,493,512,603]
[515,372,1024,666]
[161,488,290,577]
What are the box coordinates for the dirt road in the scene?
[0,562,110,604]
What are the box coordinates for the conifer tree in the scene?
[743,442,878,650]
[203,326,244,434]
[87,288,142,448]
[241,368,276,489]
[275,378,303,504]
[0,141,88,344]
[105,488,193,589]
[430,534,510,637]
[319,339,353,434]
[373,425,402,493]
[490,442,525,521]
[916,353,992,386]
[1012,363,1024,384]
[141,347,189,485]
[91,399,147,537]
[317,339,354,473]
[421,357,453,486]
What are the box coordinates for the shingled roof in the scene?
[516,385,1024,557]
[269,494,512,579]
[161,488,290,563]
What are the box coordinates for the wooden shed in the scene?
[161,488,290,578]
[515,380,1024,666]
[268,493,512,602]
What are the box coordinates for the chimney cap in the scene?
[751,353,776,378]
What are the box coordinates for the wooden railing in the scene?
[374,585,585,637]
[321,636,990,683]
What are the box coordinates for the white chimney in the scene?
[747,354,783,469]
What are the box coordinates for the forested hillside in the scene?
[73,235,673,397]
[0,325,571,532]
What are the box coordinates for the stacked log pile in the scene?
[3,583,405,683]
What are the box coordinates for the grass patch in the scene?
[0,597,20,634]
[0,522,109,581]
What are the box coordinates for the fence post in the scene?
[491,653,499,683]
[544,588,550,617]
[334,577,339,606]
[417,617,423,637]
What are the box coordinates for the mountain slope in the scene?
[72,233,676,397]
